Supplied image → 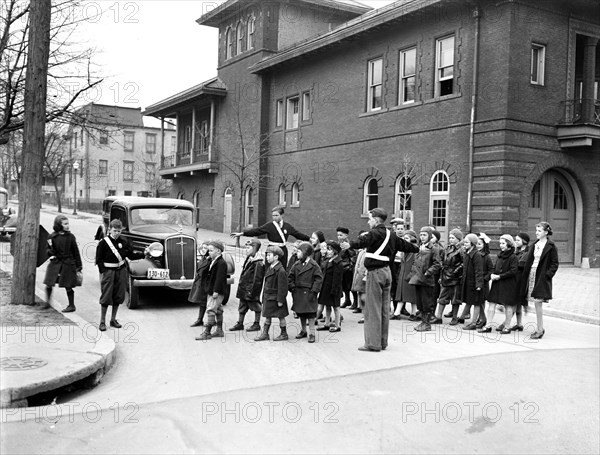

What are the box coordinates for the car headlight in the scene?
[148,242,164,257]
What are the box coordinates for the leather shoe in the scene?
[510,324,524,331]
[308,334,316,343]
[408,314,419,321]
[448,318,459,326]
[390,315,400,320]
[400,308,410,317]
[229,322,245,331]
[358,346,380,352]
[530,329,545,340]
[99,322,107,331]
[463,322,477,330]
[430,317,443,325]
[495,323,505,332]
[190,319,203,327]
[316,325,330,331]
[352,308,362,313]
[295,331,308,339]
[358,318,364,324]
[62,305,75,313]
[443,311,453,318]
[110,320,122,328]
[477,326,492,333]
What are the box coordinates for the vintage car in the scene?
[98,196,199,309]
[0,187,17,238]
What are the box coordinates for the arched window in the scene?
[247,15,255,50]
[363,177,378,213]
[244,186,254,227]
[278,184,287,206]
[530,180,541,208]
[395,174,413,229]
[430,171,450,241]
[236,21,244,54]
[291,183,300,206]
[225,27,234,59]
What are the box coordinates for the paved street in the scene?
[1,206,599,454]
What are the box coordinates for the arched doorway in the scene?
[527,170,576,263]
[223,188,232,234]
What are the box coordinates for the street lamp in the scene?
[72,160,79,215]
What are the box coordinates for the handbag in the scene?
[76,271,83,287]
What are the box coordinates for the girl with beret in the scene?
[288,242,323,343]
[521,222,559,339]
[478,234,518,334]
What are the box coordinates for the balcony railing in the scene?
[559,98,600,125]
[161,146,216,172]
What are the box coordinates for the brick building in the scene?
[64,103,176,209]
[143,0,600,267]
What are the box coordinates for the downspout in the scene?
[466,6,480,232]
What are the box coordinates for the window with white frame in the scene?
[367,58,383,111]
[124,132,134,151]
[123,161,134,182]
[531,43,545,85]
[302,92,311,121]
[363,177,379,213]
[247,15,255,49]
[400,47,416,104]
[184,126,191,154]
[145,134,156,153]
[226,27,234,59]
[244,186,254,226]
[286,97,299,129]
[436,35,455,96]
[395,174,413,229]
[276,99,283,127]
[171,136,177,153]
[430,171,450,240]
[291,183,300,206]
[236,22,244,54]
[99,159,108,176]
[278,184,287,206]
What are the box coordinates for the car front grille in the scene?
[165,235,196,280]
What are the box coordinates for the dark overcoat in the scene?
[461,248,484,306]
[408,242,442,287]
[395,252,417,303]
[262,262,289,318]
[236,254,265,301]
[481,252,494,301]
[514,245,530,307]
[440,245,463,287]
[319,255,343,306]
[43,232,82,288]
[521,239,559,300]
[188,255,210,304]
[487,248,518,306]
[288,258,323,314]
[205,255,228,295]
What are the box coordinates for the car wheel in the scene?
[127,275,139,309]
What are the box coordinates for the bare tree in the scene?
[42,123,71,212]
[11,0,51,305]
[0,0,103,139]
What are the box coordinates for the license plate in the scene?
[147,268,170,279]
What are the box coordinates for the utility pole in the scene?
[11,0,52,305]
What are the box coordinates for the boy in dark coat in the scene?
[317,240,344,332]
[255,246,289,342]
[461,234,485,330]
[44,215,83,313]
[433,228,464,325]
[95,219,146,331]
[195,241,228,340]
[230,239,265,332]
[336,227,357,308]
[288,242,323,343]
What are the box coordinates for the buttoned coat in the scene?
[236,254,265,301]
[318,255,343,306]
[188,255,211,304]
[43,231,82,288]
[461,248,484,306]
[521,239,559,300]
[288,258,323,313]
[487,248,518,305]
[408,242,442,287]
[440,245,464,287]
[262,262,289,318]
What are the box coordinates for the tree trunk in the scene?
[11,0,52,305]
[53,180,62,213]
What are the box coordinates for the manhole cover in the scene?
[0,356,48,371]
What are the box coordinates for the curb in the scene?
[0,265,116,408]
[543,308,600,326]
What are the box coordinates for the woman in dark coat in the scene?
[479,234,518,334]
[43,215,82,312]
[394,230,418,320]
[508,232,531,331]
[189,241,210,327]
[521,222,559,339]
[460,234,484,330]
[288,242,323,343]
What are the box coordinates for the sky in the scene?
[72,0,395,116]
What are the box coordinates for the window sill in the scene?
[423,92,462,105]
[389,101,423,112]
[530,82,545,88]
[359,108,389,118]
[290,203,300,208]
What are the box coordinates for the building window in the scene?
[247,15,255,49]
[286,97,299,130]
[367,58,383,111]
[236,21,244,54]
[145,134,156,153]
[278,184,286,206]
[291,183,300,206]
[530,180,541,208]
[171,136,177,153]
[123,161,134,182]
[430,171,449,235]
[226,27,234,59]
[99,130,108,144]
[363,177,379,213]
[145,163,155,183]
[124,190,132,196]
[302,92,311,121]
[553,181,568,209]
[197,120,209,154]
[244,186,254,226]
[108,189,116,196]
[436,35,455,97]
[184,126,192,154]
[394,174,413,229]
[531,43,545,85]
[99,159,108,176]
[124,132,134,151]
[400,47,416,104]
[276,99,283,127]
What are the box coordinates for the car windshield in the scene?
[130,207,193,226]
